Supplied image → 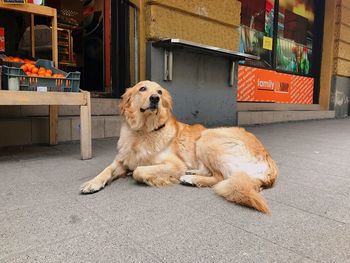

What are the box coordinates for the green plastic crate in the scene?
[2,59,80,92]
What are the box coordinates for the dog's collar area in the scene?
[152,122,166,132]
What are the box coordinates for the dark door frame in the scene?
[111,0,130,98]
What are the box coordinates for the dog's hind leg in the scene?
[133,159,187,187]
[180,173,223,187]
[80,159,127,194]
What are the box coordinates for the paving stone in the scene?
[1,227,160,263]
[0,118,350,263]
[0,201,108,259]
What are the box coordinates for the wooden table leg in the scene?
[49,105,58,145]
[80,92,92,160]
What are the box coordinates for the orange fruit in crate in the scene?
[32,73,38,76]
[27,64,35,72]
[13,57,21,62]
[26,72,32,76]
[44,72,52,77]
[20,64,28,72]
[38,72,45,77]
[38,69,46,75]
[46,69,53,75]
[31,67,39,74]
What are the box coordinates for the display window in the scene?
[239,0,316,75]
[276,0,314,75]
[238,0,323,104]
[0,0,136,97]
[240,0,275,67]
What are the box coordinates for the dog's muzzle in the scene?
[140,95,160,112]
[149,95,159,111]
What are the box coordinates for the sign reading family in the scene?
[237,65,314,104]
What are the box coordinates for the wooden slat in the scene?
[0,3,56,17]
[139,0,146,80]
[0,91,87,106]
[49,105,58,145]
[30,14,35,57]
[80,91,92,160]
[51,9,58,67]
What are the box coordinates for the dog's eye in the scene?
[157,90,162,95]
[139,86,147,92]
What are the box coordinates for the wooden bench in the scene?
[0,90,92,159]
[0,3,92,160]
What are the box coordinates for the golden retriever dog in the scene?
[80,80,278,213]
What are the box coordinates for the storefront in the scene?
[0,0,348,147]
[238,0,324,105]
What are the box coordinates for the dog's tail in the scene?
[213,172,270,214]
[263,153,279,188]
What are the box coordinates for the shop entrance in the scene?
[45,0,133,97]
[0,0,135,98]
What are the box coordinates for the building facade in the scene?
[0,0,348,146]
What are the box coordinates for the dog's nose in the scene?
[150,95,160,103]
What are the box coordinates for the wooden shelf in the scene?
[0,3,56,17]
[0,3,90,157]
[0,90,86,105]
[0,2,58,67]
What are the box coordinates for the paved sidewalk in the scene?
[0,118,350,262]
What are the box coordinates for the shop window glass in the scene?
[240,0,315,76]
[276,0,314,75]
[239,0,275,67]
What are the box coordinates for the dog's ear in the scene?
[119,88,133,114]
[162,89,173,110]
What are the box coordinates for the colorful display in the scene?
[239,0,316,103]
[237,65,314,104]
[276,0,314,74]
[240,0,315,75]
[240,0,275,67]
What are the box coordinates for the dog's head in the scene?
[119,81,173,132]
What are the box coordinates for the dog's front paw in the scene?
[80,179,105,194]
[180,175,196,186]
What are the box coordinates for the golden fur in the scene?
[80,81,278,213]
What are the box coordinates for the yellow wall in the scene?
[333,0,350,76]
[145,0,241,51]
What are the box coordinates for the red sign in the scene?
[237,65,314,104]
[0,28,4,52]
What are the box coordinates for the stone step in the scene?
[0,115,123,147]
[237,103,321,111]
[238,110,335,126]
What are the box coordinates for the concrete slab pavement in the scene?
[0,118,350,262]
